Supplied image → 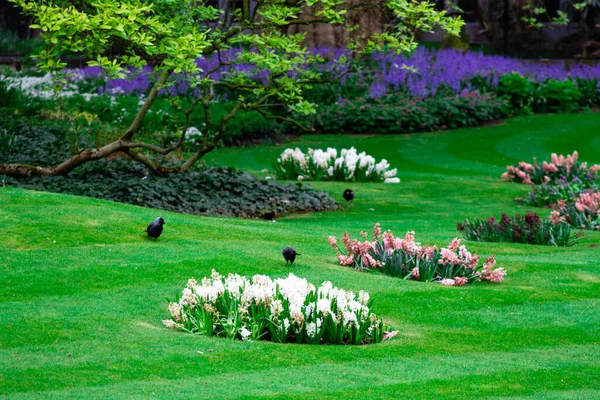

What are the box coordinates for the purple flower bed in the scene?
[67,48,600,100]
[348,47,600,98]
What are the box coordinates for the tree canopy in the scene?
[2,0,463,177]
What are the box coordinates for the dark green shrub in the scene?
[496,73,534,112]
[289,93,509,134]
[534,79,581,113]
[575,78,599,107]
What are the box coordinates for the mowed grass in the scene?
[1,112,599,399]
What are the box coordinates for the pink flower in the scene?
[544,176,551,184]
[483,255,496,270]
[487,268,506,283]
[359,241,373,255]
[575,202,585,212]
[549,210,564,224]
[439,248,460,265]
[542,161,558,173]
[447,238,461,252]
[342,233,351,252]
[362,254,379,269]
[328,236,337,249]
[551,153,559,165]
[518,162,534,172]
[440,278,455,287]
[382,231,395,250]
[417,245,437,261]
[411,267,420,279]
[337,254,354,266]
[479,256,506,283]
[589,165,600,175]
[373,223,381,241]
[453,276,468,286]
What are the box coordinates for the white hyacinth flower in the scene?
[384,168,397,179]
[185,127,202,138]
[306,322,317,338]
[240,326,252,340]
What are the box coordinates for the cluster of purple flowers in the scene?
[359,47,600,98]
[67,47,600,99]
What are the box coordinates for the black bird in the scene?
[343,189,354,205]
[262,211,276,221]
[282,247,299,265]
[146,217,165,240]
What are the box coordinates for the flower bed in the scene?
[551,191,600,231]
[502,151,600,186]
[457,212,578,246]
[163,270,393,345]
[501,151,600,207]
[328,224,506,286]
[274,147,399,183]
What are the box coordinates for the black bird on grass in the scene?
[282,247,299,265]
[343,189,354,205]
[262,211,276,221]
[146,217,165,240]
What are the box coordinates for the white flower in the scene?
[343,311,358,326]
[270,299,284,315]
[326,147,337,159]
[306,322,317,338]
[358,290,370,306]
[318,281,333,297]
[383,168,397,178]
[327,166,334,176]
[185,127,202,138]
[348,300,361,312]
[384,177,400,184]
[240,326,252,340]
[375,159,390,173]
[317,298,331,316]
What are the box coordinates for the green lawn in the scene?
[1,112,599,399]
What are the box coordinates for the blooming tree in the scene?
[2,0,462,177]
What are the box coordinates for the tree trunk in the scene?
[468,0,496,42]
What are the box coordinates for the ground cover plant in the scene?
[165,270,390,345]
[273,147,399,183]
[457,212,578,246]
[1,112,600,398]
[329,224,506,285]
[0,116,336,217]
